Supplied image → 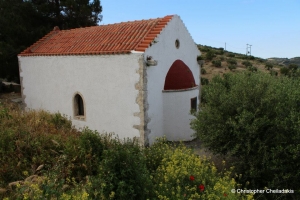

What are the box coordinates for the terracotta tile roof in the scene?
[19,15,174,56]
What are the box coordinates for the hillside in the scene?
[267,57,300,67]
[197,45,299,81]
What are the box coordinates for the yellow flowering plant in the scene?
[148,139,253,200]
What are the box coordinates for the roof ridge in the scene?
[134,15,174,52]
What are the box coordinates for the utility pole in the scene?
[246,44,252,56]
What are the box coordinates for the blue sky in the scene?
[100,0,299,59]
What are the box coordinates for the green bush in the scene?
[227,53,235,57]
[248,56,255,60]
[280,65,300,77]
[205,50,215,61]
[201,68,206,74]
[212,60,222,67]
[247,66,257,72]
[50,112,72,129]
[270,69,278,76]
[288,63,298,71]
[258,58,265,63]
[239,55,249,60]
[265,63,273,70]
[0,102,258,199]
[191,72,300,199]
[228,65,237,71]
[98,138,152,200]
[227,58,237,65]
[219,56,225,61]
[148,139,253,200]
[280,66,289,76]
[197,55,203,61]
[201,77,209,85]
[215,48,224,55]
[199,46,210,52]
[242,60,252,67]
[0,106,80,186]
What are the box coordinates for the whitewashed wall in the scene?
[163,88,198,141]
[144,15,200,144]
[19,54,142,139]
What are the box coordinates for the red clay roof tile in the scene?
[19,15,174,56]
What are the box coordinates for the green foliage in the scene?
[288,63,298,71]
[227,58,237,65]
[146,139,253,200]
[212,60,222,67]
[270,69,278,76]
[205,50,216,61]
[228,65,237,71]
[0,0,103,82]
[197,55,203,61]
[0,104,11,120]
[0,102,248,199]
[98,138,152,200]
[227,53,235,57]
[242,60,252,67]
[198,46,210,52]
[201,68,207,74]
[191,72,300,199]
[215,48,224,55]
[201,78,209,85]
[150,140,253,200]
[265,63,274,70]
[280,66,289,76]
[247,66,257,72]
[50,112,72,129]
[248,56,255,60]
[280,64,300,77]
[219,56,225,61]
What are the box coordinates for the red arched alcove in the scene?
[164,60,196,90]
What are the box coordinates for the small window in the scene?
[74,93,85,119]
[191,97,197,112]
[175,39,180,49]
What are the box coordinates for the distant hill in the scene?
[197,45,279,81]
[197,44,300,82]
[267,57,300,67]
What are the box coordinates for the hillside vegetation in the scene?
[267,57,300,67]
[197,45,300,85]
[0,100,252,200]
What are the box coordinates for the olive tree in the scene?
[191,72,300,199]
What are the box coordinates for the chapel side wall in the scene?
[18,54,143,140]
[144,15,200,144]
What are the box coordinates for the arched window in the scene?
[74,93,85,119]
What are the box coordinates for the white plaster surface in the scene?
[144,15,201,144]
[19,54,142,139]
[163,88,198,141]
